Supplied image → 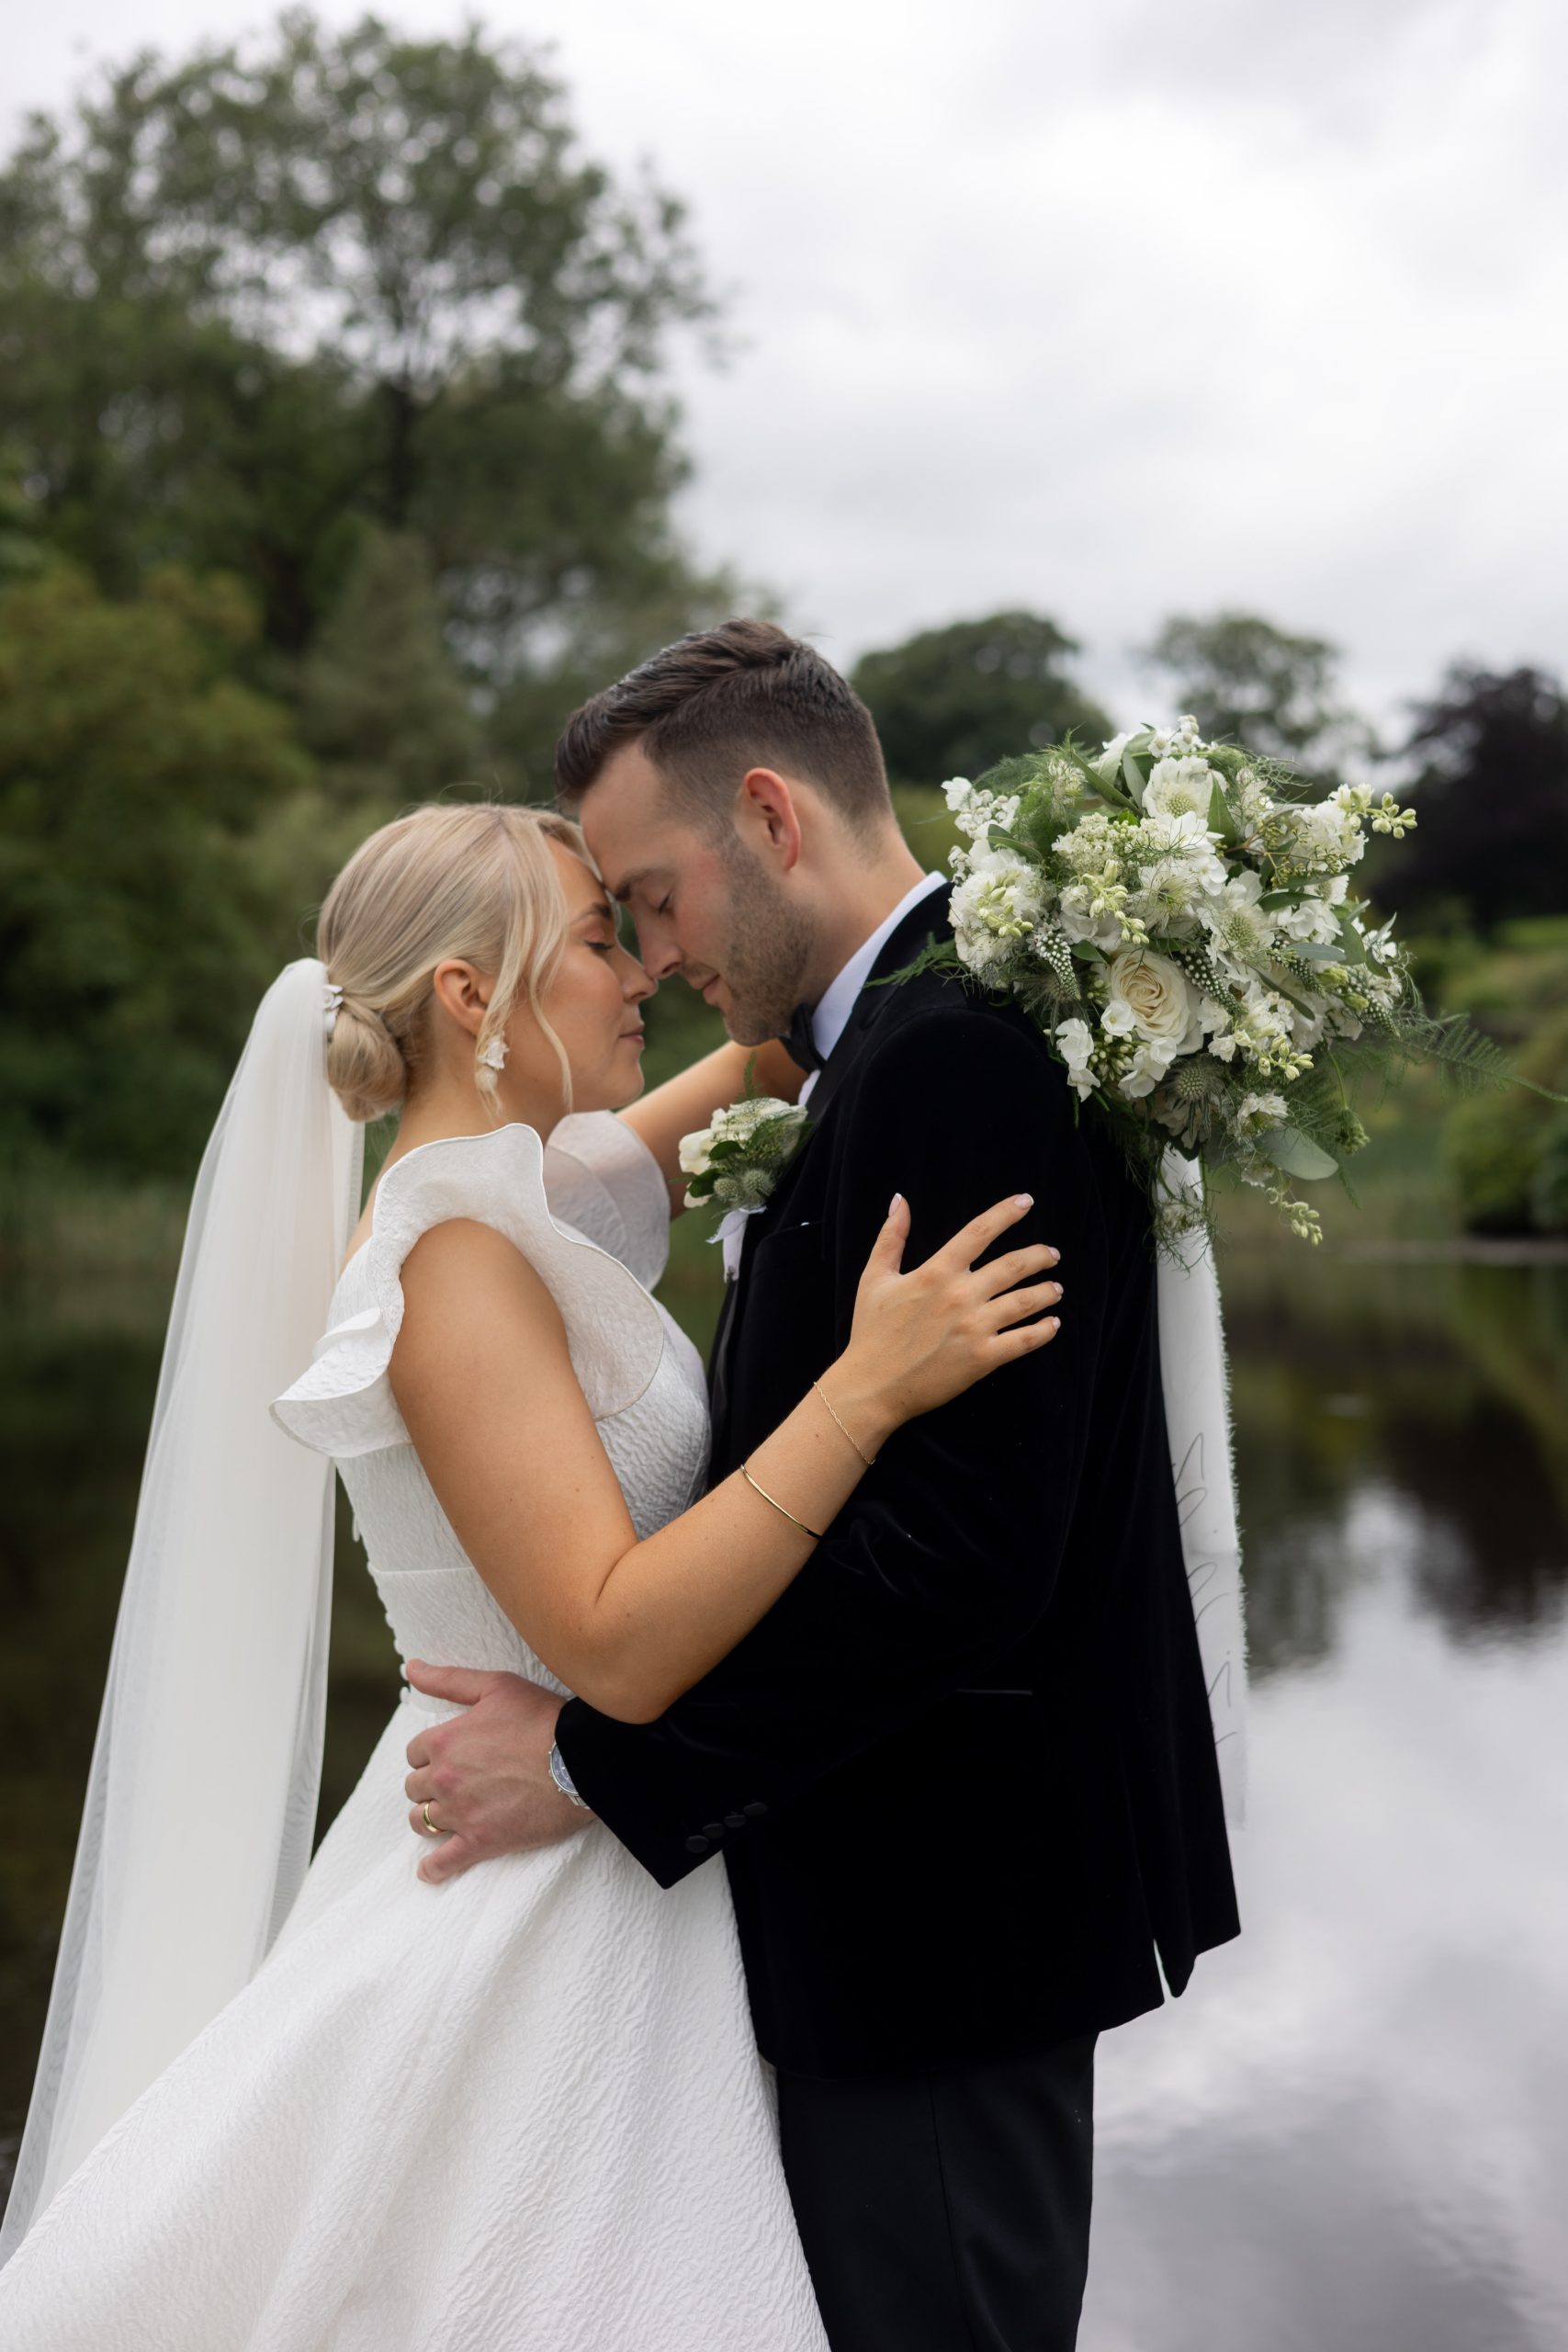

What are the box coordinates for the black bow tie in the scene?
[780,1001,823,1074]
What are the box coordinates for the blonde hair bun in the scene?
[325,997,407,1124]
[317,803,590,1125]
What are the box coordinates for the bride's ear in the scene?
[430,959,492,1039]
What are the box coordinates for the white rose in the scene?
[1103,948,1206,1058]
[677,1125,716,1175]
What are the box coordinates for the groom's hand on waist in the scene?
[402,1660,591,1885]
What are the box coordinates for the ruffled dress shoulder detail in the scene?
[272,1121,665,1459]
[544,1111,671,1294]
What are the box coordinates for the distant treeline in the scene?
[0,14,1564,1229]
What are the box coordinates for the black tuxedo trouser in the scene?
[775,2036,1097,2352]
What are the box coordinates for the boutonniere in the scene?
[678,1089,811,1279]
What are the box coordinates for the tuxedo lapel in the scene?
[706,888,952,1448]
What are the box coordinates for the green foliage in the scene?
[852,612,1111,788]
[1445,994,1568,1235]
[0,13,757,1187]
[0,564,314,1176]
[1377,667,1568,933]
[1141,611,1373,787]
[299,527,485,801]
[0,11,725,698]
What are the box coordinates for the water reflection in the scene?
[1082,1255,1568,2352]
[4,1250,1568,2345]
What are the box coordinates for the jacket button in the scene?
[742,1802,767,1818]
[684,1834,710,1855]
[703,1822,726,1840]
[724,1813,747,1829]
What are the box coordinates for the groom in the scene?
[406,620,1239,2349]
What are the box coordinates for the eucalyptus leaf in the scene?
[1070,939,1110,962]
[1122,749,1148,808]
[1261,1126,1340,1182]
[1207,780,1242,845]
[1290,941,1348,964]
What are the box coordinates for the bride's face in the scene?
[518,842,655,1111]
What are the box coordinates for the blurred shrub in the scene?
[0,564,321,1179]
[1446,1003,1568,1235]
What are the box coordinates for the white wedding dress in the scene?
[0,1114,828,2352]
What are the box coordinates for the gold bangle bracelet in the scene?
[812,1379,878,1467]
[740,1460,825,1542]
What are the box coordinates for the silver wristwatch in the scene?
[548,1738,589,1808]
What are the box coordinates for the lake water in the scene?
[4,1243,1567,2345]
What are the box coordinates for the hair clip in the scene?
[478,1035,508,1073]
[322,981,344,1039]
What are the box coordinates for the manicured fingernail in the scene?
[1045,1316,1060,1333]
[889,1192,903,1214]
[1015,1193,1033,1209]
[1052,1283,1064,1299]
[1046,1247,1060,1264]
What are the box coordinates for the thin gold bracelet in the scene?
[740,1460,826,1542]
[812,1379,878,1468]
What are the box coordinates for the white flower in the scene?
[942,776,974,811]
[1119,1040,1178,1100]
[677,1124,716,1176]
[1275,895,1341,946]
[1143,757,1215,822]
[951,848,1043,978]
[1103,948,1208,1060]
[1055,1016,1098,1099]
[1231,1090,1289,1139]
[1133,808,1228,904]
[1057,886,1125,952]
[1198,868,1278,963]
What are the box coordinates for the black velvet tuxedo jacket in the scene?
[556,895,1239,2079]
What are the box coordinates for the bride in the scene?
[0,801,1064,2349]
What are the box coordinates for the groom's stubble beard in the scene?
[708,836,815,1047]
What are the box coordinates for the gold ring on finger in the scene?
[421,1800,442,1838]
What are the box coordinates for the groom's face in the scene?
[578,743,814,1047]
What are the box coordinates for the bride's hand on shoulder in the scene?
[832,1193,1062,1442]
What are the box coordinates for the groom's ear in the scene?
[737,766,805,873]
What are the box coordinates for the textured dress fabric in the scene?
[0,1115,828,2352]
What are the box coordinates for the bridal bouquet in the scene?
[922,718,1527,1245]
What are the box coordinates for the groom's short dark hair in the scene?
[555,619,892,834]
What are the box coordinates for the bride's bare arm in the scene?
[389,1196,1061,1724]
[616,1037,807,1211]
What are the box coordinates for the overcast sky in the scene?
[9,0,1567,735]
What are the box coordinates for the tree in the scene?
[1140,611,1373,785]
[0,566,316,1178]
[851,612,1111,787]
[0,13,719,684]
[1379,665,1568,932]
[299,527,484,802]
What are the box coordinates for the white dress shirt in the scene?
[798,872,947,1107]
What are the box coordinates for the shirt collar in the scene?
[809,872,947,1069]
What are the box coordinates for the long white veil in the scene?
[1,959,363,2256]
[1157,1150,1247,1827]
